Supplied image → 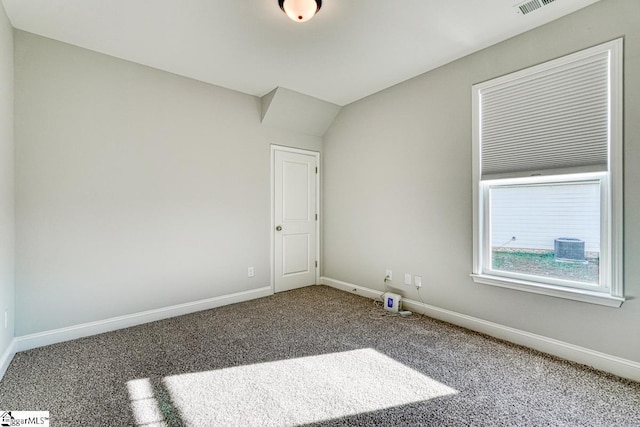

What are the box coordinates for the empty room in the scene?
[0,0,639,425]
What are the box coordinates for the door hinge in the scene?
[315,167,318,174]
[315,261,318,268]
[315,213,318,221]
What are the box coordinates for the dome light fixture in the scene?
[278,0,322,23]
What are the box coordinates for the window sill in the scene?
[470,274,624,308]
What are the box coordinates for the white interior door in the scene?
[273,147,318,293]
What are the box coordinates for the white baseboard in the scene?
[14,286,273,353]
[321,276,640,382]
[0,338,16,381]
[320,277,386,301]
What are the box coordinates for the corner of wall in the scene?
[0,339,16,381]
[0,0,16,380]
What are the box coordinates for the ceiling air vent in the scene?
[518,0,542,15]
[516,0,557,15]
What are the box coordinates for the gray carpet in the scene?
[0,285,639,426]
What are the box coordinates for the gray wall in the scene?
[14,31,321,336]
[323,0,640,363]
[0,4,14,357]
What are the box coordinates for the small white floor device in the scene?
[383,292,402,313]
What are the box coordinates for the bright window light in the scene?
[127,378,167,427]
[144,348,457,426]
[488,178,602,290]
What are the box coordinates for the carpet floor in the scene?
[0,285,638,426]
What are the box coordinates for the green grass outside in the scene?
[492,250,599,284]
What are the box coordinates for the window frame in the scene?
[471,39,624,308]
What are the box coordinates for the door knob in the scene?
[276,225,282,231]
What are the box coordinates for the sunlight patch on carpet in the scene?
[127,378,167,427]
[161,348,457,426]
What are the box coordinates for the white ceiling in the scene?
[2,0,600,106]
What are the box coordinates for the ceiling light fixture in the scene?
[278,0,322,23]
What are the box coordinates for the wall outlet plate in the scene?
[415,276,422,287]
[404,273,412,285]
[386,269,393,281]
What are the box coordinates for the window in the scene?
[471,39,623,307]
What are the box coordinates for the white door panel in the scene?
[283,161,311,222]
[282,233,310,276]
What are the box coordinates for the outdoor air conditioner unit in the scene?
[554,237,585,261]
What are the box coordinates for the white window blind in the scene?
[479,50,611,180]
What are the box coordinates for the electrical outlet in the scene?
[415,276,422,288]
[248,267,255,278]
[404,273,412,285]
[386,269,393,281]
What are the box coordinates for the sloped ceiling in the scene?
[1,0,600,106]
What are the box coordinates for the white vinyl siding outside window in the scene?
[490,181,601,253]
[471,39,624,307]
